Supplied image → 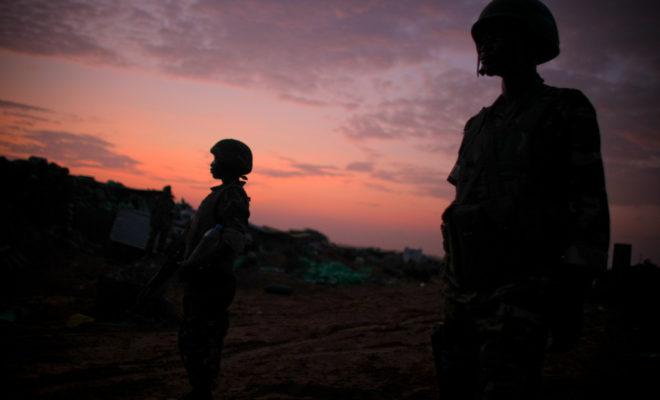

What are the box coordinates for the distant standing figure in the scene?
[177,139,252,400]
[145,185,175,255]
[433,0,610,399]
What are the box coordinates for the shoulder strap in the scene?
[211,184,231,224]
[456,86,558,204]
[459,107,489,157]
[212,182,249,224]
[484,85,558,200]
[516,85,558,135]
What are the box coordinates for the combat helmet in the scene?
[210,138,253,177]
[471,0,560,65]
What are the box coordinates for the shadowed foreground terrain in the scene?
[4,282,640,400]
[5,284,439,400]
[2,157,657,399]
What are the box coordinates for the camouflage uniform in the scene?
[178,181,250,393]
[438,75,610,399]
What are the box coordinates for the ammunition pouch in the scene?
[442,199,527,289]
[442,86,565,289]
[430,323,445,391]
[546,263,592,352]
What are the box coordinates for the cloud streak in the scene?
[0,98,140,172]
[340,68,496,143]
[0,99,51,113]
[0,0,126,66]
[346,161,374,172]
[258,157,343,178]
[346,159,452,199]
[0,0,478,101]
[0,129,140,171]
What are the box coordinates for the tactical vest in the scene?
[185,182,249,261]
[443,83,567,289]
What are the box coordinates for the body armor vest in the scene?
[184,182,249,275]
[443,82,567,289]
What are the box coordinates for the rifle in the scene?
[134,233,186,308]
[136,224,229,305]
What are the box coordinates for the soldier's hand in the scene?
[127,286,150,317]
[136,285,154,307]
[547,262,592,352]
[178,260,194,283]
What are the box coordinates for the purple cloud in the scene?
[340,68,497,142]
[346,161,374,172]
[549,0,660,82]
[364,162,453,199]
[258,158,343,178]
[278,94,328,108]
[0,0,477,98]
[0,98,138,172]
[347,159,452,200]
[0,0,125,66]
[0,129,140,171]
[0,99,51,113]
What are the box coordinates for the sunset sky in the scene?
[1,0,659,263]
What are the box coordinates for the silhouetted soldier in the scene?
[178,139,252,400]
[145,185,175,255]
[434,0,610,398]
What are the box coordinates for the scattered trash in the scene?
[264,284,294,295]
[66,313,95,328]
[0,310,16,323]
[302,259,371,285]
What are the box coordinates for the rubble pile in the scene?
[594,259,660,385]
[1,156,442,326]
[245,225,442,286]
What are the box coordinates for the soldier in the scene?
[433,0,610,398]
[177,139,252,400]
[145,185,175,255]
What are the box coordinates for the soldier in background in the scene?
[145,185,175,255]
[177,139,252,400]
[434,0,610,398]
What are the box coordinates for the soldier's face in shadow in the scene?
[476,22,533,77]
[210,154,223,179]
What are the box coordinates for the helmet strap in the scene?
[476,52,480,76]
[477,52,485,76]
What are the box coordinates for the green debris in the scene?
[0,310,17,323]
[66,313,95,328]
[302,259,371,285]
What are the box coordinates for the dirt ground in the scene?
[2,283,624,400]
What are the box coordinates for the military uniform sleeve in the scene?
[215,185,251,254]
[447,118,472,186]
[448,111,484,186]
[561,90,610,271]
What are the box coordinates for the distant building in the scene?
[403,247,424,263]
[171,200,195,238]
[109,208,151,249]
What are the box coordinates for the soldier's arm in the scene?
[561,90,610,272]
[214,185,251,254]
[179,186,250,274]
[447,110,485,187]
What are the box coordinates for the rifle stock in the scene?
[137,233,186,304]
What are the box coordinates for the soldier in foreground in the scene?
[177,139,252,400]
[434,0,609,398]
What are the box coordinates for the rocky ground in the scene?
[4,282,640,400]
